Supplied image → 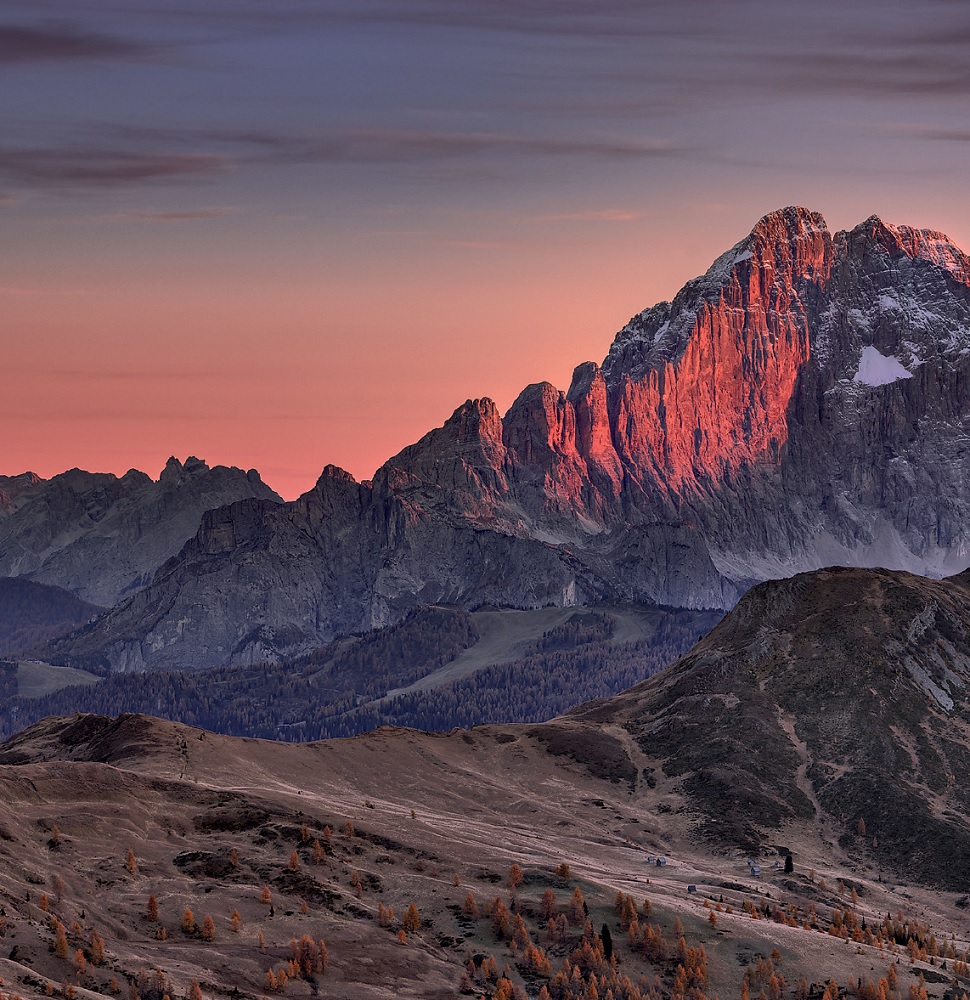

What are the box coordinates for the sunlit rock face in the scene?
[52,208,970,669]
[605,206,832,494]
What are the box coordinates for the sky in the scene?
[3,1,970,499]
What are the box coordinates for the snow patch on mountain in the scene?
[853,346,913,387]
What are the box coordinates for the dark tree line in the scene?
[0,606,721,742]
[0,577,104,657]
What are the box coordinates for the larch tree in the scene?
[403,903,421,933]
[90,929,105,965]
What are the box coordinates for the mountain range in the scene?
[0,456,280,608]
[15,205,968,672]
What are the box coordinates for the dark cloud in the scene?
[0,22,153,63]
[755,49,970,99]
[120,207,234,222]
[235,128,678,165]
[0,148,228,188]
[34,0,712,42]
[0,120,677,196]
[306,0,703,40]
[884,124,970,142]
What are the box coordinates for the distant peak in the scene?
[566,361,601,400]
[1,471,42,487]
[160,455,211,482]
[450,397,500,421]
[506,382,563,414]
[317,464,357,484]
[845,215,970,284]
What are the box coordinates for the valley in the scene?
[0,604,719,742]
[1,565,969,998]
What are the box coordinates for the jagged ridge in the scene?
[0,457,282,606]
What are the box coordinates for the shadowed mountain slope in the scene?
[0,577,104,657]
[574,565,970,887]
[0,457,281,606]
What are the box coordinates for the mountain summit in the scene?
[49,208,970,670]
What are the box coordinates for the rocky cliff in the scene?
[0,457,282,606]
[48,207,970,669]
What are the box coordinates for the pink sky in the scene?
[4,2,970,498]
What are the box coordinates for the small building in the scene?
[656,857,667,867]
[646,856,655,864]
[687,884,697,894]
[751,866,761,876]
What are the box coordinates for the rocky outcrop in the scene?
[0,472,43,514]
[45,207,970,669]
[0,457,282,606]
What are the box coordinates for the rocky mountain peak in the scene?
[748,204,828,243]
[742,205,831,283]
[317,464,357,486]
[159,455,211,485]
[603,207,832,386]
[159,455,184,482]
[444,397,506,457]
[0,472,44,514]
[840,215,970,286]
[373,397,508,509]
[603,207,833,494]
[0,458,283,606]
